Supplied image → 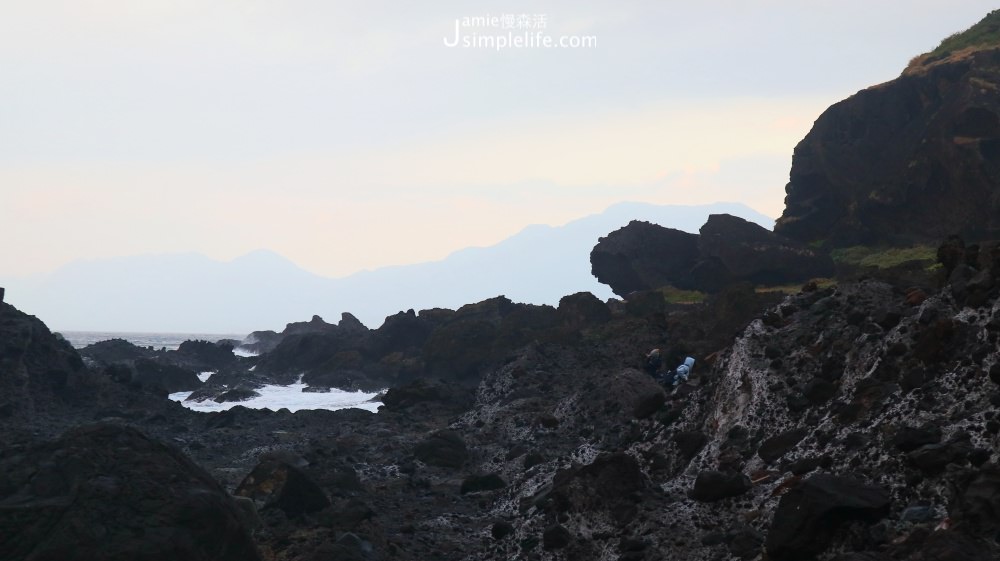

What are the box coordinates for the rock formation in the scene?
[590,214,832,296]
[776,11,1000,246]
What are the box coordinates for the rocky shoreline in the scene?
[6,12,1000,561]
[5,242,1000,560]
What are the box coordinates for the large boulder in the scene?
[765,474,890,561]
[0,424,261,561]
[758,427,810,464]
[590,220,701,296]
[775,19,1000,246]
[689,471,752,502]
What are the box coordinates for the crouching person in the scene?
[667,357,695,387]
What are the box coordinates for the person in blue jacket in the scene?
[668,357,695,386]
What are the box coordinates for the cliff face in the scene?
[775,46,1000,246]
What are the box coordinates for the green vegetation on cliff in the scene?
[909,10,1000,69]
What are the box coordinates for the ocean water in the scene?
[170,376,383,414]
[61,331,380,413]
[60,331,246,351]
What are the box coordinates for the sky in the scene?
[2,1,997,278]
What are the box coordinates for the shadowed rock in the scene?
[0,424,261,561]
[765,474,890,561]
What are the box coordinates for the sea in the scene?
[60,330,383,413]
[60,331,244,352]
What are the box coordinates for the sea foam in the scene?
[169,377,382,413]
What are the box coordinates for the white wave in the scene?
[169,379,383,414]
[233,347,259,358]
[197,371,215,383]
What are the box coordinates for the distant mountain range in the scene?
[1,202,773,333]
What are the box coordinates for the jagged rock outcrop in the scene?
[237,329,283,354]
[776,13,1000,246]
[173,339,237,370]
[590,215,832,296]
[0,302,98,416]
[203,295,615,397]
[79,337,156,365]
[80,337,237,390]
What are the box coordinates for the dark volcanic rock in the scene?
[557,291,612,327]
[133,358,203,393]
[235,459,331,517]
[491,521,515,540]
[369,309,436,356]
[461,473,507,494]
[214,387,261,403]
[79,337,154,365]
[421,297,516,382]
[590,215,833,296]
[689,470,752,502]
[534,453,646,526]
[759,427,810,464]
[696,214,834,289]
[726,525,765,560]
[952,464,1000,537]
[0,302,97,416]
[414,429,468,469]
[238,329,283,354]
[775,41,1000,246]
[907,440,973,475]
[590,220,700,296]
[380,378,475,412]
[174,339,237,370]
[254,313,371,384]
[765,474,890,561]
[0,424,261,561]
[542,524,573,550]
[891,424,943,452]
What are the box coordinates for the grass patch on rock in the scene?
[829,245,936,269]
[660,286,706,304]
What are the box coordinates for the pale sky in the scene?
[1,1,995,277]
